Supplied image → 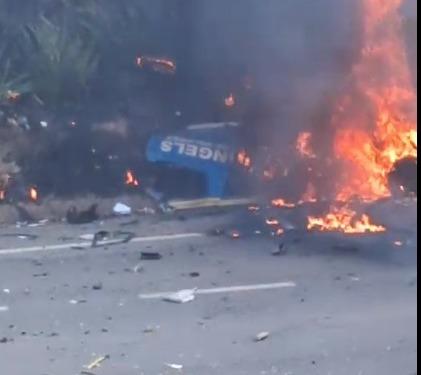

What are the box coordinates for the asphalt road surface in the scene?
[0,210,417,375]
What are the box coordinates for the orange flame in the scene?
[28,187,38,202]
[271,198,296,209]
[237,149,252,169]
[307,206,386,234]
[125,170,140,187]
[225,93,236,108]
[266,218,280,226]
[0,190,5,201]
[332,0,417,202]
[296,132,316,159]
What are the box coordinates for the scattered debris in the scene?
[84,355,110,370]
[113,202,132,216]
[79,234,96,241]
[209,228,225,236]
[140,252,163,261]
[27,219,49,228]
[165,363,184,370]
[120,219,140,227]
[143,325,160,334]
[136,207,156,215]
[163,288,197,304]
[0,233,38,240]
[189,272,200,278]
[254,331,270,342]
[136,55,177,75]
[92,231,135,248]
[230,230,241,239]
[92,282,103,291]
[67,204,99,224]
[133,263,143,273]
[272,243,287,256]
[69,299,87,305]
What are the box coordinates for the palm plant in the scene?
[23,16,98,110]
[0,51,31,104]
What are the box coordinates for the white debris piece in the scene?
[163,289,197,304]
[0,306,9,312]
[254,331,270,342]
[113,202,132,216]
[79,234,95,241]
[166,363,184,370]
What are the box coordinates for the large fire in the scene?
[297,0,417,234]
[332,0,417,202]
[307,206,386,234]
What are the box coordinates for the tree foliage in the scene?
[0,0,149,113]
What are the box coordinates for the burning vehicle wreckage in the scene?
[0,0,417,244]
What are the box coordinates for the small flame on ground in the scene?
[275,228,285,236]
[136,55,176,74]
[265,218,280,226]
[307,206,386,234]
[231,230,240,239]
[0,190,5,201]
[271,198,296,209]
[248,205,260,212]
[28,187,38,202]
[225,93,236,108]
[125,170,140,187]
[263,168,276,181]
[6,90,20,101]
[237,150,252,169]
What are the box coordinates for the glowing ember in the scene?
[265,218,280,226]
[237,149,252,169]
[296,132,316,159]
[271,198,296,209]
[28,187,38,202]
[125,170,140,187]
[275,228,285,236]
[231,230,240,239]
[136,55,176,74]
[307,206,386,234]
[0,190,5,201]
[331,0,417,202]
[263,168,276,181]
[224,93,236,108]
[6,90,20,101]
[248,205,260,212]
[394,240,404,247]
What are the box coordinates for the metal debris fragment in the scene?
[254,331,270,342]
[140,252,162,261]
[163,288,197,304]
[84,355,110,370]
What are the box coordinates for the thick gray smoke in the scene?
[183,0,360,148]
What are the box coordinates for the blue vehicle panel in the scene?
[146,123,243,197]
